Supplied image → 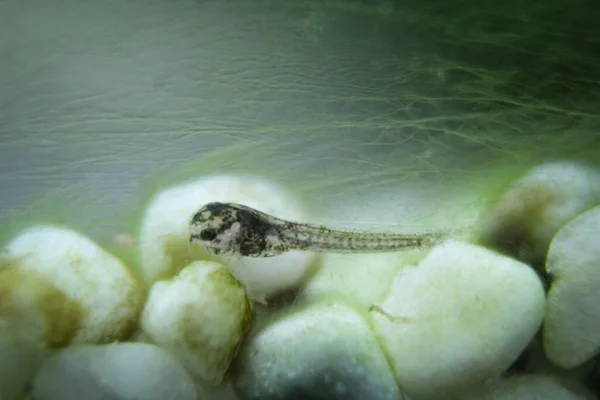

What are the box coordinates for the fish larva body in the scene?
[189,202,456,258]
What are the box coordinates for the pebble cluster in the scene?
[1,161,600,400]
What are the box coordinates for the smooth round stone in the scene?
[480,161,600,269]
[32,343,197,400]
[300,251,421,307]
[140,261,252,385]
[371,240,546,399]
[138,173,318,303]
[461,374,595,400]
[232,302,403,400]
[543,205,600,368]
[1,225,144,346]
[0,324,49,400]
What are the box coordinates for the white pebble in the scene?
[138,174,318,302]
[140,261,252,385]
[481,161,600,267]
[32,343,197,400]
[543,204,600,368]
[300,251,421,307]
[1,226,144,346]
[372,240,546,399]
[233,302,402,400]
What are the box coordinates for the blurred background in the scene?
[1,0,599,247]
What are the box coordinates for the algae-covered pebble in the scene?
[480,161,600,270]
[543,204,600,368]
[1,225,145,346]
[0,268,82,347]
[372,240,545,399]
[138,174,318,302]
[232,302,402,400]
[140,260,252,385]
[32,343,197,400]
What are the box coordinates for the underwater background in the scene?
[2,0,600,399]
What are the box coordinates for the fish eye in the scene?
[199,228,218,241]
